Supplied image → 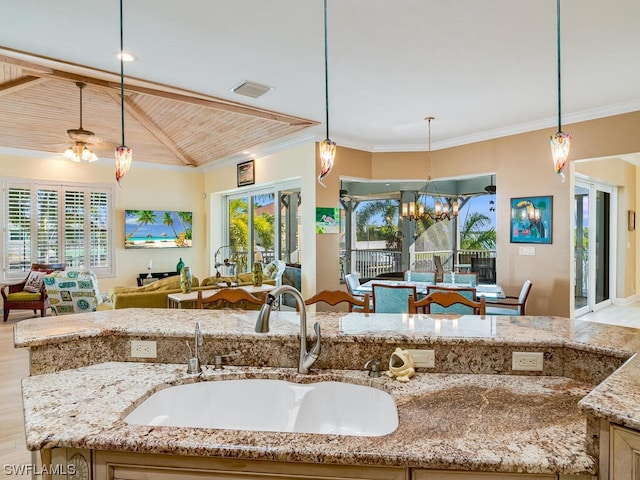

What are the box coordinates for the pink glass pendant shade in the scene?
[318,139,336,187]
[550,131,571,182]
[115,145,132,184]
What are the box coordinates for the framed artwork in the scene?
[316,207,340,233]
[125,210,192,249]
[510,196,553,244]
[237,160,255,187]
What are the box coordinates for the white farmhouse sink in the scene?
[124,379,398,436]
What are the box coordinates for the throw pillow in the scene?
[23,271,46,293]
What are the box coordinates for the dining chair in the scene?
[421,285,482,315]
[404,271,436,283]
[410,287,485,315]
[443,272,479,286]
[371,284,416,313]
[344,273,361,295]
[196,289,264,309]
[486,280,532,315]
[305,290,370,313]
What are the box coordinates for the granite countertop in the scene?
[14,309,640,474]
[22,362,596,475]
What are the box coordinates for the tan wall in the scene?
[0,153,206,293]
[314,146,373,292]
[314,111,640,318]
[204,141,318,298]
[3,111,640,317]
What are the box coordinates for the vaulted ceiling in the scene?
[0,51,317,168]
[1,0,639,170]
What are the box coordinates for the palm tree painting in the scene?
[124,210,193,249]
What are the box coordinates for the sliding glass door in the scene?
[574,178,615,317]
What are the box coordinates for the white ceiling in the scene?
[1,0,639,162]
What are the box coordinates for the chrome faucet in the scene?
[255,285,321,374]
[187,322,203,374]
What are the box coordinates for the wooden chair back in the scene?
[196,288,264,309]
[410,286,486,315]
[305,290,370,313]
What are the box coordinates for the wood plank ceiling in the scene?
[0,49,318,168]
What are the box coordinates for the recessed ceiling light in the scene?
[115,51,137,62]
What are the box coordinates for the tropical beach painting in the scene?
[125,210,192,249]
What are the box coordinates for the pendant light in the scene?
[115,0,132,184]
[550,0,570,182]
[317,0,336,187]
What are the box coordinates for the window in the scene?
[223,181,300,273]
[3,179,114,280]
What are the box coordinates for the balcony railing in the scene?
[343,248,496,282]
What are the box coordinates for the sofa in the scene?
[200,272,276,288]
[106,266,282,310]
[106,275,211,309]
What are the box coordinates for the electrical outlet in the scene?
[131,340,157,358]
[512,352,543,371]
[407,349,435,368]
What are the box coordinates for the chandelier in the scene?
[401,117,458,222]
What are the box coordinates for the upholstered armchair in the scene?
[1,263,66,322]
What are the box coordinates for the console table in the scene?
[136,271,179,286]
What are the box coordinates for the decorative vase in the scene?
[176,257,184,274]
[252,262,263,286]
[180,266,192,293]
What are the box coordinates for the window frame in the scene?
[2,177,115,281]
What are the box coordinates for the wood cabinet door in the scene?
[611,425,640,480]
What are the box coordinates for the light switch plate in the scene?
[408,349,435,368]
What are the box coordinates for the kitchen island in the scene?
[14,309,640,479]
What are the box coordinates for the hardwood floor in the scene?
[0,312,33,479]
[577,301,640,328]
[0,303,638,478]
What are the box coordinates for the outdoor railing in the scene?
[343,248,496,281]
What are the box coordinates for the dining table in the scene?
[354,279,506,299]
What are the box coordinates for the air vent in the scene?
[231,81,273,99]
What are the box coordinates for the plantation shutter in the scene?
[3,179,114,280]
[6,185,32,274]
[64,189,85,268]
[89,191,110,268]
[36,187,61,264]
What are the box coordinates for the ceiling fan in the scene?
[63,82,99,162]
[484,175,496,194]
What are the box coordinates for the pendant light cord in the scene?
[79,83,84,129]
[556,0,562,133]
[323,0,330,141]
[119,0,126,146]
